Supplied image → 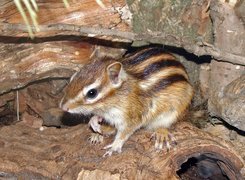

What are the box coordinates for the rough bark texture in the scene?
[0,41,93,94]
[211,0,245,57]
[0,0,130,34]
[127,0,213,45]
[0,121,244,179]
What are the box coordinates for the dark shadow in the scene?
[177,155,229,180]
[0,35,211,64]
[0,105,17,127]
[0,35,131,48]
[210,116,245,136]
[60,111,90,127]
[125,44,212,64]
[164,45,212,64]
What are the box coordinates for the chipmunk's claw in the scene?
[89,116,103,134]
[151,128,177,152]
[102,141,122,157]
[103,149,113,157]
[88,133,104,144]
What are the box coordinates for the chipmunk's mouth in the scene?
[59,98,87,115]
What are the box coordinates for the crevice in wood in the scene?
[1,22,244,65]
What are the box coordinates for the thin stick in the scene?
[30,0,38,11]
[23,0,40,32]
[62,0,70,8]
[95,0,106,9]
[13,0,34,38]
[16,90,20,121]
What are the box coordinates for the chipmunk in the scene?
[60,47,194,156]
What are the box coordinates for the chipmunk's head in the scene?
[60,59,127,115]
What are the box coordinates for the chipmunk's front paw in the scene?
[151,128,177,151]
[89,116,103,133]
[88,133,104,144]
[102,141,123,157]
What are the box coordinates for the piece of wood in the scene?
[0,0,130,33]
[1,22,244,66]
[209,72,245,131]
[0,41,94,94]
[0,121,243,179]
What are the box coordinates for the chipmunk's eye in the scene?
[86,88,98,99]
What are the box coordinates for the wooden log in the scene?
[0,121,243,179]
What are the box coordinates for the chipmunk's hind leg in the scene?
[151,128,177,151]
[147,111,178,151]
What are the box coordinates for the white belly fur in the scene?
[100,107,125,130]
[146,111,178,130]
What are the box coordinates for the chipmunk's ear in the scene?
[107,62,126,87]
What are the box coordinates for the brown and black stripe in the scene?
[123,47,189,94]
